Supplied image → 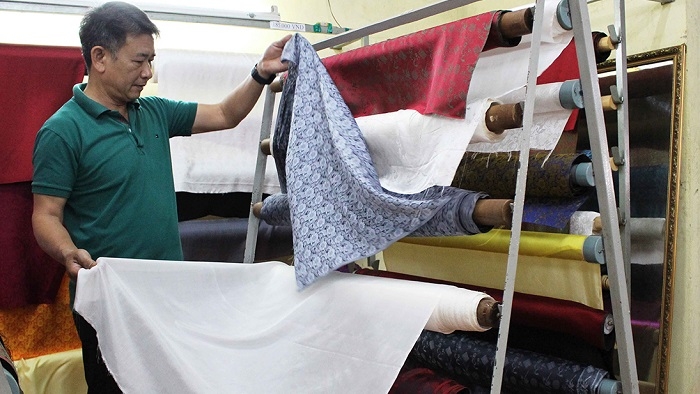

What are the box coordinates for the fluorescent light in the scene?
[0,0,281,22]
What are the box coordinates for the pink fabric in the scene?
[0,44,85,184]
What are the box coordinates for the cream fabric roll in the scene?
[424,287,492,334]
[74,258,492,394]
[155,49,281,194]
[14,349,86,394]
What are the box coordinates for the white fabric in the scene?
[466,83,574,153]
[467,0,574,153]
[569,211,601,235]
[357,82,573,193]
[630,217,666,266]
[155,49,281,194]
[356,108,502,194]
[425,288,492,334]
[74,258,489,394]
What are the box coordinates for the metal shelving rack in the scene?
[245,0,639,392]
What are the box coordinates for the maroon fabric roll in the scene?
[390,367,470,394]
[0,43,85,184]
[355,268,613,350]
[0,182,64,308]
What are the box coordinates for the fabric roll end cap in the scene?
[473,198,513,229]
[252,202,263,218]
[477,298,502,329]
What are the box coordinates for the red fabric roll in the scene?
[355,268,613,350]
[322,12,497,119]
[0,182,65,308]
[390,367,470,394]
[322,11,582,126]
[0,43,85,184]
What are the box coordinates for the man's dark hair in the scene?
[79,1,160,71]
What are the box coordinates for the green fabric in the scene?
[32,83,197,269]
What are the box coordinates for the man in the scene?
[31,2,290,392]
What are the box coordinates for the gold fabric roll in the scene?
[401,229,591,261]
[14,349,86,394]
[383,240,603,309]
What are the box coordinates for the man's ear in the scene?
[90,46,108,73]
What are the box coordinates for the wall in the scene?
[1,0,697,391]
[673,0,700,392]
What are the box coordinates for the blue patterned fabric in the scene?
[271,34,487,288]
[260,190,487,237]
[410,330,610,394]
[523,192,593,230]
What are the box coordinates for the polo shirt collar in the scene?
[72,83,141,118]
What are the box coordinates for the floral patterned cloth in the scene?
[271,34,488,288]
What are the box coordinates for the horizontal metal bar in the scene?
[313,0,483,50]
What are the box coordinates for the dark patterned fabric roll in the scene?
[411,330,609,394]
[451,152,592,199]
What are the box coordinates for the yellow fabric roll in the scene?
[14,349,86,394]
[401,229,591,261]
[383,241,603,309]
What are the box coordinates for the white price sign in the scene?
[270,21,306,32]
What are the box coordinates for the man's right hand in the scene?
[63,248,97,280]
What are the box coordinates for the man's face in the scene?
[104,33,155,104]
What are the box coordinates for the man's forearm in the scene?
[32,213,78,267]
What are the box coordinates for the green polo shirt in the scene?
[32,84,198,267]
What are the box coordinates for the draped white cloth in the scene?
[155,49,281,194]
[74,258,489,394]
[356,108,503,194]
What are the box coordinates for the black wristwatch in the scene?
[251,63,276,85]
